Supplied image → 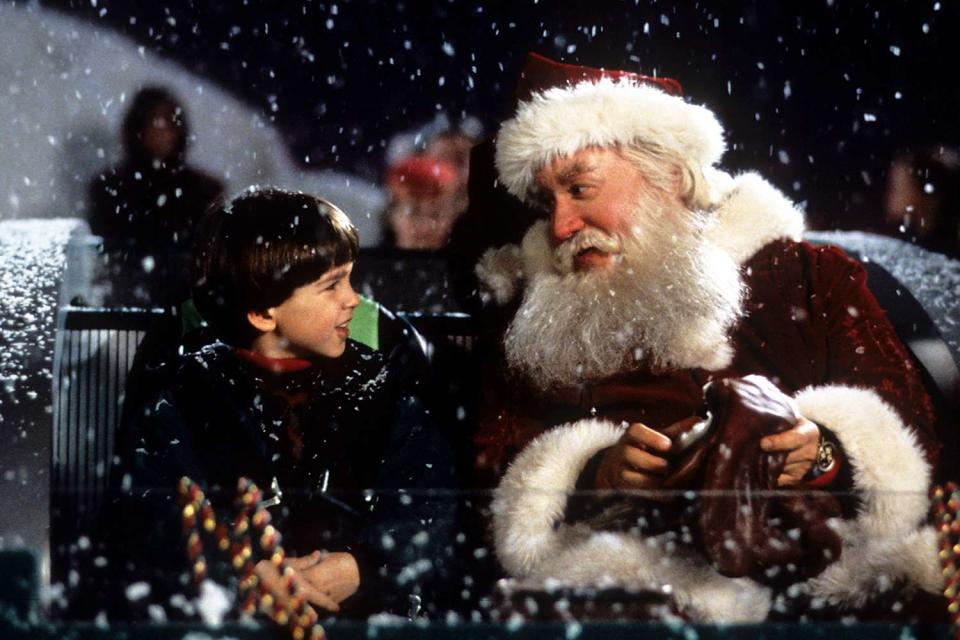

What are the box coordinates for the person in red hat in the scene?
[474,53,944,621]
[383,154,461,250]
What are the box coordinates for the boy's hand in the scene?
[254,552,340,617]
[297,551,361,606]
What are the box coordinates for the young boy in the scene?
[103,187,454,620]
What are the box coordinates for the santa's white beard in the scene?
[504,205,744,391]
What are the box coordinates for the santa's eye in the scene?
[569,183,594,197]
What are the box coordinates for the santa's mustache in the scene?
[552,227,623,274]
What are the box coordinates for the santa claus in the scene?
[474,53,944,621]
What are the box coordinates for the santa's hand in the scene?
[595,422,672,490]
[759,416,820,486]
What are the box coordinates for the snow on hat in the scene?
[495,52,727,202]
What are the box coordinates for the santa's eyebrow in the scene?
[555,161,596,184]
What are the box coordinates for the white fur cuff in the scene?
[491,418,624,576]
[794,384,931,532]
[794,384,940,604]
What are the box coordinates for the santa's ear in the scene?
[246,308,277,333]
[670,164,685,196]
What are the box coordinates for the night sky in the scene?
[38,0,960,228]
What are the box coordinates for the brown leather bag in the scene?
[696,376,843,583]
[575,375,843,585]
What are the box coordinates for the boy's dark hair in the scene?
[193,187,359,346]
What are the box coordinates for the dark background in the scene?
[40,0,960,229]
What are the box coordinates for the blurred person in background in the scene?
[88,86,224,305]
[382,154,461,250]
[381,129,477,250]
[882,145,960,259]
[424,129,475,215]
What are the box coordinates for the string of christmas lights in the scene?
[177,476,326,640]
[932,481,960,638]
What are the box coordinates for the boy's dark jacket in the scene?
[99,337,455,618]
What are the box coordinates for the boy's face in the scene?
[265,262,360,359]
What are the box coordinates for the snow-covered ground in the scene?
[0,2,386,245]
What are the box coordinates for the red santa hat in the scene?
[495,52,727,202]
[387,155,457,198]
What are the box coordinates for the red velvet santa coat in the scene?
[475,172,943,621]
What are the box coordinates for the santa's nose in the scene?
[551,199,585,242]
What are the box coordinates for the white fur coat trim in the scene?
[476,171,804,306]
[495,78,726,202]
[492,418,624,576]
[491,418,772,621]
[704,171,805,265]
[793,384,941,605]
